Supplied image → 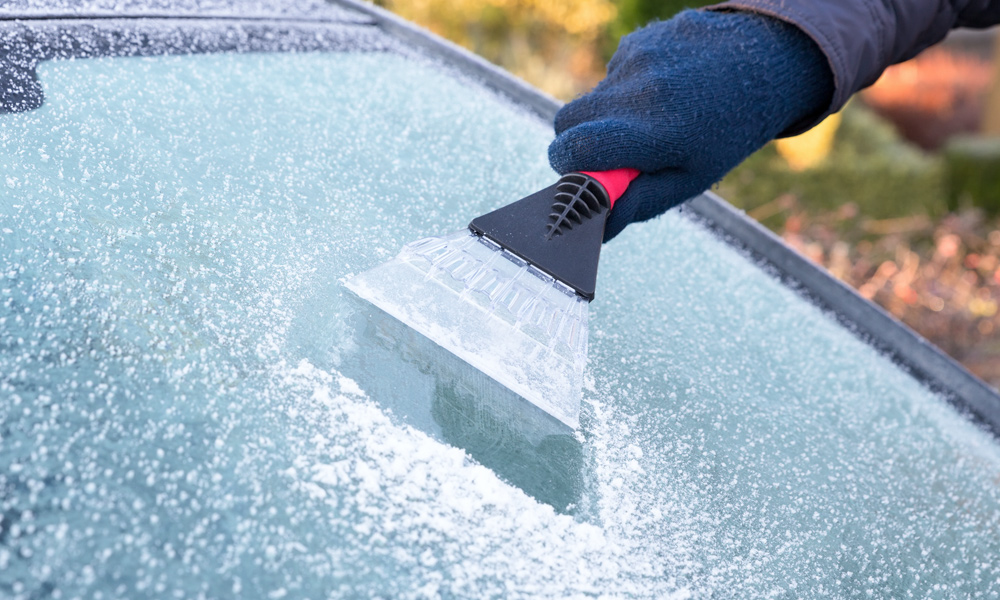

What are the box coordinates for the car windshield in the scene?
[2,24,1000,599]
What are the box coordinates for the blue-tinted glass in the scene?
[2,49,999,598]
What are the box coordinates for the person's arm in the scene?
[712,0,1000,133]
[550,1,1000,242]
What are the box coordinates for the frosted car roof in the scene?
[0,0,370,22]
[1,5,1000,599]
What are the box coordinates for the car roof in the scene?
[0,0,368,22]
[3,7,1000,596]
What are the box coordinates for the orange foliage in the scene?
[862,48,994,149]
[778,201,1000,387]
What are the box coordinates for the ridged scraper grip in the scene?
[545,173,610,240]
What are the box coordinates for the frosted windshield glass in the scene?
[2,50,1000,598]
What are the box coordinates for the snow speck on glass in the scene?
[2,37,1000,600]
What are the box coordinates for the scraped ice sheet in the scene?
[346,229,588,429]
[340,294,584,512]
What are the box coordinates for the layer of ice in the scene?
[1,36,999,599]
[0,0,367,21]
[346,229,588,429]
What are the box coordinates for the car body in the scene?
[2,2,1000,598]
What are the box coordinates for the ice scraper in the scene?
[345,168,640,429]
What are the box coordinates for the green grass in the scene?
[718,103,946,229]
[945,135,1000,215]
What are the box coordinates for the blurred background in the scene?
[377,0,1000,389]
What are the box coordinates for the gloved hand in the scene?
[548,9,834,241]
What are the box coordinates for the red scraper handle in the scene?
[580,168,641,209]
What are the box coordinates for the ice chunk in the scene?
[346,229,587,429]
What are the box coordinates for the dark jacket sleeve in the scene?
[709,0,1000,129]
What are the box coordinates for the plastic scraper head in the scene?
[345,169,639,429]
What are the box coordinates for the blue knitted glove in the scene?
[548,9,834,241]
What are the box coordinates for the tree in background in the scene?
[376,0,717,98]
[377,0,619,99]
[611,0,714,42]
